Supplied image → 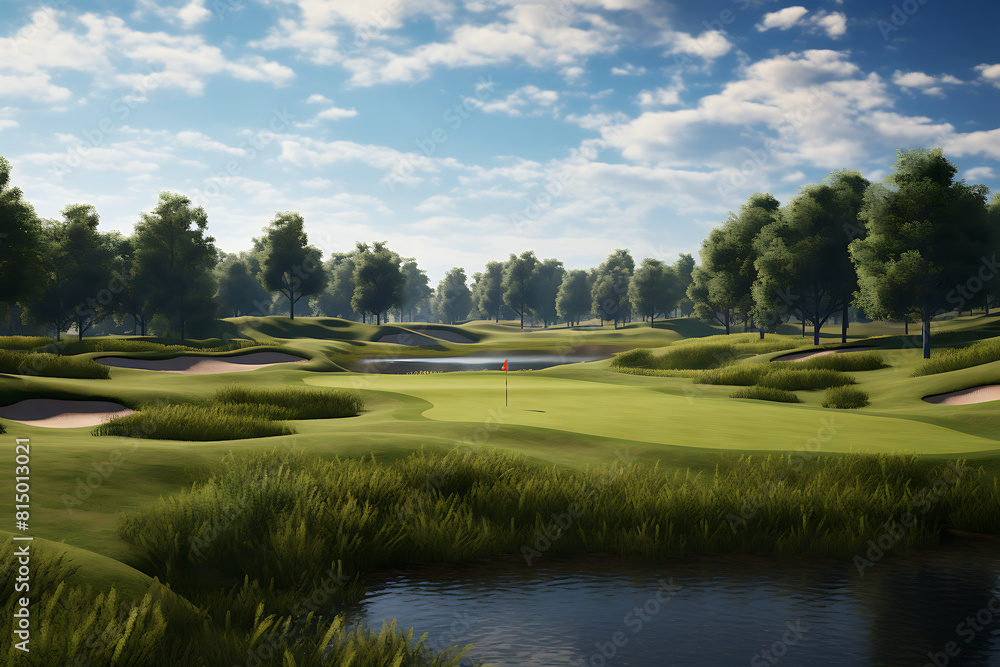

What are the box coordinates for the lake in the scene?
[343,539,1000,666]
[350,350,617,374]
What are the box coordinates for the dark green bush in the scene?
[729,386,802,403]
[823,386,870,409]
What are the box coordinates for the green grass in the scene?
[214,384,364,420]
[611,335,800,372]
[823,386,871,409]
[913,337,1000,376]
[730,386,802,403]
[694,365,773,386]
[758,368,856,391]
[789,351,889,372]
[0,349,110,379]
[0,335,53,350]
[93,404,294,441]
[0,420,5,434]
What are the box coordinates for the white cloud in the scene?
[465,85,559,117]
[636,78,684,108]
[892,70,963,97]
[316,106,359,121]
[301,177,333,188]
[611,63,646,76]
[975,63,1000,88]
[662,29,732,63]
[175,130,247,156]
[757,7,810,32]
[965,167,995,181]
[813,11,847,38]
[306,94,331,104]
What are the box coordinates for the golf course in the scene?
[2,313,1000,665]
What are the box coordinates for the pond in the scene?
[350,350,617,374]
[343,539,1000,666]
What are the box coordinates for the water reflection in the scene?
[350,351,613,374]
[343,541,1000,666]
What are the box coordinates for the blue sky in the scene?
[2,0,999,284]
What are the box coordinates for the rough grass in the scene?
[0,420,5,435]
[93,404,294,441]
[912,337,1000,376]
[758,369,856,391]
[214,385,364,420]
[612,335,800,372]
[789,352,889,372]
[823,386,871,409]
[0,539,476,667]
[0,335,53,350]
[694,365,773,386]
[729,386,802,403]
[0,350,110,379]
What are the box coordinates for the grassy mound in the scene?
[758,369,856,391]
[912,337,1000,376]
[0,350,110,379]
[612,335,799,372]
[0,335,53,350]
[93,404,294,441]
[790,351,888,372]
[823,386,871,409]
[730,386,802,403]
[214,385,364,420]
[694,365,773,386]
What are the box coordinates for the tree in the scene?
[259,212,326,319]
[591,249,635,328]
[132,192,217,340]
[474,261,505,322]
[754,171,869,345]
[673,253,696,317]
[400,259,432,322]
[688,194,778,334]
[433,267,472,324]
[351,242,404,325]
[216,253,269,317]
[312,252,359,320]
[502,251,538,329]
[529,258,565,327]
[556,269,591,326]
[629,258,681,326]
[0,157,43,316]
[850,149,996,358]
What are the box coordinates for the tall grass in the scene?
[694,365,773,386]
[0,350,110,379]
[611,335,800,371]
[93,404,294,440]
[0,335,53,350]
[788,352,888,372]
[214,385,364,420]
[0,421,5,435]
[758,369,856,391]
[730,386,802,403]
[823,386,870,409]
[913,337,1000,376]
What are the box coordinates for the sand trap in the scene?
[772,346,880,363]
[379,330,474,345]
[923,386,1000,405]
[0,399,134,428]
[95,351,308,374]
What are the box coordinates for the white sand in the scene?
[772,346,881,363]
[923,386,1000,405]
[378,330,474,345]
[0,399,135,428]
[94,351,308,374]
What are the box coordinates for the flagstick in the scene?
[505,367,508,407]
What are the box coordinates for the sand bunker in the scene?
[772,346,880,363]
[95,351,308,374]
[0,399,134,428]
[923,386,1000,405]
[378,330,474,345]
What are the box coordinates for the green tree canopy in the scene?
[850,149,996,358]
[216,252,269,318]
[0,157,43,316]
[556,269,591,326]
[351,242,404,325]
[433,267,472,324]
[629,258,681,326]
[529,258,565,327]
[400,258,432,322]
[259,212,327,319]
[502,251,538,329]
[472,261,505,322]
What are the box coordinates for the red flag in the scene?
[501,359,508,371]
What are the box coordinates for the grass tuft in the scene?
[0,335,54,350]
[93,404,294,441]
[788,351,888,372]
[214,385,364,420]
[730,386,802,403]
[694,365,773,386]
[758,368,856,391]
[0,350,110,379]
[912,337,1000,376]
[823,386,870,409]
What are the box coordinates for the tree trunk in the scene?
[181,318,185,341]
[801,317,805,337]
[78,316,84,342]
[904,320,908,335]
[724,311,730,335]
[813,321,820,347]
[922,315,931,359]
[841,302,848,344]
[759,328,764,340]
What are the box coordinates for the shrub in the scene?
[729,386,802,403]
[93,404,294,441]
[0,350,110,379]
[0,420,5,435]
[214,385,364,420]
[694,365,773,386]
[610,348,654,368]
[912,337,1000,376]
[823,386,870,409]
[790,351,888,372]
[758,369,856,391]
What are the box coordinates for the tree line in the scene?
[1,149,997,357]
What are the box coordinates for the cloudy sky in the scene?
[2,0,999,283]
